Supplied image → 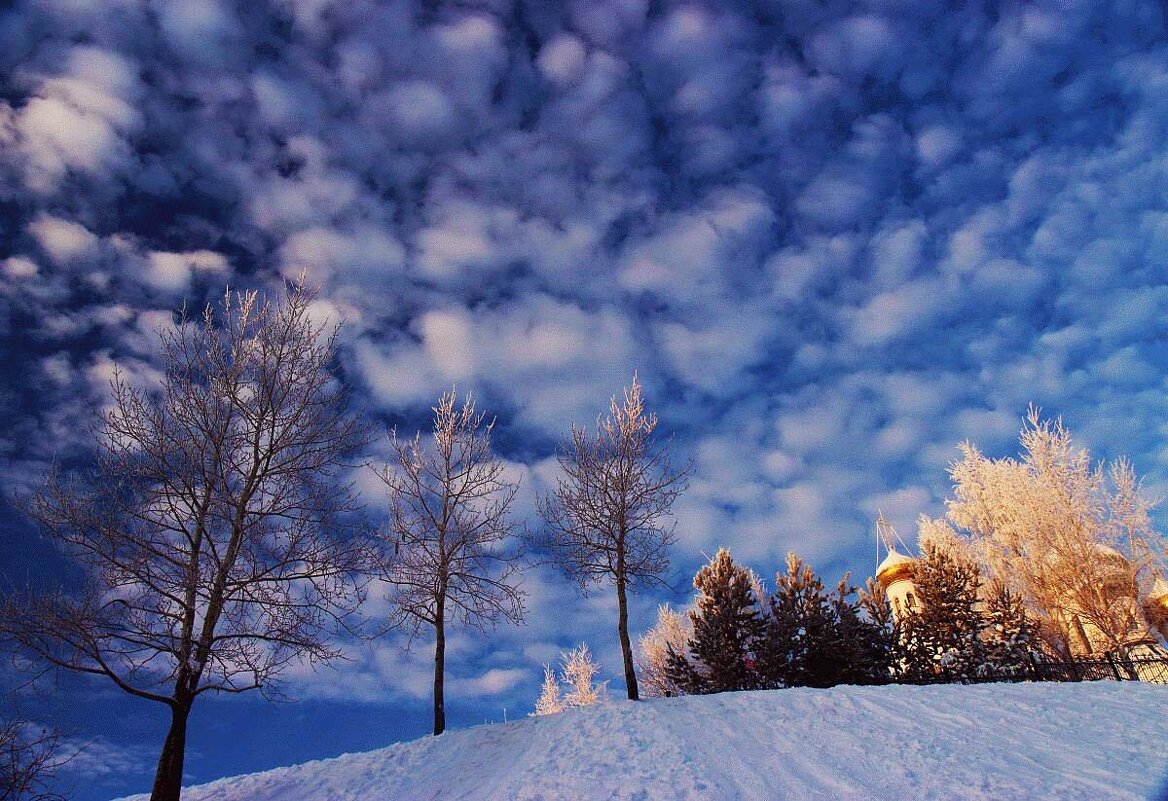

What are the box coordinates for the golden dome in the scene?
[1093,544,1130,565]
[1149,577,1168,607]
[876,549,916,588]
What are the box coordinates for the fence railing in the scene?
[897,653,1168,686]
[1027,653,1168,684]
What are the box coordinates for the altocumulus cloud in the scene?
[3,0,1168,735]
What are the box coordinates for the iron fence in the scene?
[896,652,1168,686]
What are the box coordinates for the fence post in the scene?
[1105,651,1124,681]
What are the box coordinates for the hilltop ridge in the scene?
[121,681,1168,801]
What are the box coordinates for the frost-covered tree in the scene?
[636,604,692,698]
[942,408,1162,657]
[667,549,766,695]
[533,665,565,716]
[532,644,606,715]
[538,375,689,700]
[561,643,606,706]
[2,281,369,801]
[373,390,526,735]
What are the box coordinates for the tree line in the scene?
[629,543,1042,700]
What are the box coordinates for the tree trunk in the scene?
[150,698,192,801]
[433,605,446,735]
[616,572,639,700]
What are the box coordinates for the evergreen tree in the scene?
[898,544,985,681]
[666,549,766,694]
[831,577,896,685]
[980,582,1041,677]
[857,578,898,684]
[759,553,836,688]
[760,555,893,688]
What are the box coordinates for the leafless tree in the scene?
[372,389,525,735]
[1,279,370,801]
[537,375,689,701]
[0,718,68,801]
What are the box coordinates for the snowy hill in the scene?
[126,682,1168,801]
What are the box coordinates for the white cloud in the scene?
[11,46,141,191]
[537,35,588,85]
[419,308,476,381]
[145,250,230,292]
[2,256,39,279]
[846,277,948,348]
[27,215,100,264]
[382,80,458,147]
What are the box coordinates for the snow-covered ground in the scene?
[124,682,1168,800]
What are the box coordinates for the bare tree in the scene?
[373,389,525,736]
[0,719,68,801]
[538,375,689,700]
[1,280,369,801]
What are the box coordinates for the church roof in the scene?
[875,549,915,586]
[1149,576,1168,604]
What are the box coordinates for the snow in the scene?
[121,682,1168,800]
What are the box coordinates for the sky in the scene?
[2,0,1168,797]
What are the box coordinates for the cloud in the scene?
[6,45,142,192]
[537,35,588,86]
[145,249,230,292]
[27,216,100,265]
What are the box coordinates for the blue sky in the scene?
[2,0,1168,796]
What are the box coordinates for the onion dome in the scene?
[1149,577,1168,608]
[875,549,915,589]
[1093,544,1130,566]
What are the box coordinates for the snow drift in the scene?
[126,682,1168,800]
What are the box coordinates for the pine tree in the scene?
[666,549,766,694]
[760,555,893,688]
[898,544,985,681]
[980,582,1041,677]
[857,578,898,684]
[831,577,896,685]
[759,553,836,688]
